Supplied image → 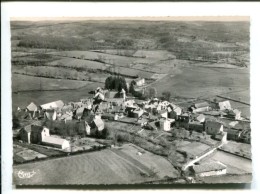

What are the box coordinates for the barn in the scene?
[42,136,70,150]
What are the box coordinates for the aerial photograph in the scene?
[11,17,251,185]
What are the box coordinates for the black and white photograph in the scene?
[9,16,253,185]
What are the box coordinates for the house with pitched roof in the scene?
[218,100,231,111]
[30,125,50,144]
[19,121,43,143]
[205,121,224,135]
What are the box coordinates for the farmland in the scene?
[13,144,179,185]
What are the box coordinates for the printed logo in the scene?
[17,170,36,179]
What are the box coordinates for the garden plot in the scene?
[177,141,210,157]
[14,144,47,162]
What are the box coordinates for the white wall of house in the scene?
[28,132,31,144]
[197,169,227,177]
[62,140,70,150]
[160,120,171,131]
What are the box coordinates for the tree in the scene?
[161,91,171,101]
[104,76,128,93]
[143,87,157,99]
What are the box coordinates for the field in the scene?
[13,144,179,185]
[12,79,100,110]
[12,74,91,92]
[208,150,252,174]
[150,66,249,100]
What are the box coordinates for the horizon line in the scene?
[11,16,250,22]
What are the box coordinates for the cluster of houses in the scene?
[16,87,250,151]
[17,98,105,150]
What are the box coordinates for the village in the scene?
[13,76,251,183]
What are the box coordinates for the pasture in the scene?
[150,66,249,100]
[12,74,90,92]
[12,74,101,110]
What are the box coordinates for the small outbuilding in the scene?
[192,162,227,177]
[225,109,241,120]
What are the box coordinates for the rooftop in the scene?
[193,162,226,173]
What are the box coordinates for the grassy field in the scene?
[150,66,249,99]
[12,74,91,92]
[13,145,179,185]
[209,150,252,174]
[12,75,101,110]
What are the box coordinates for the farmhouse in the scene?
[19,121,42,144]
[218,100,231,110]
[168,104,182,119]
[176,113,190,129]
[205,121,223,135]
[227,129,242,141]
[192,162,227,177]
[42,136,70,150]
[196,114,205,123]
[41,100,64,110]
[134,77,145,86]
[30,125,50,144]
